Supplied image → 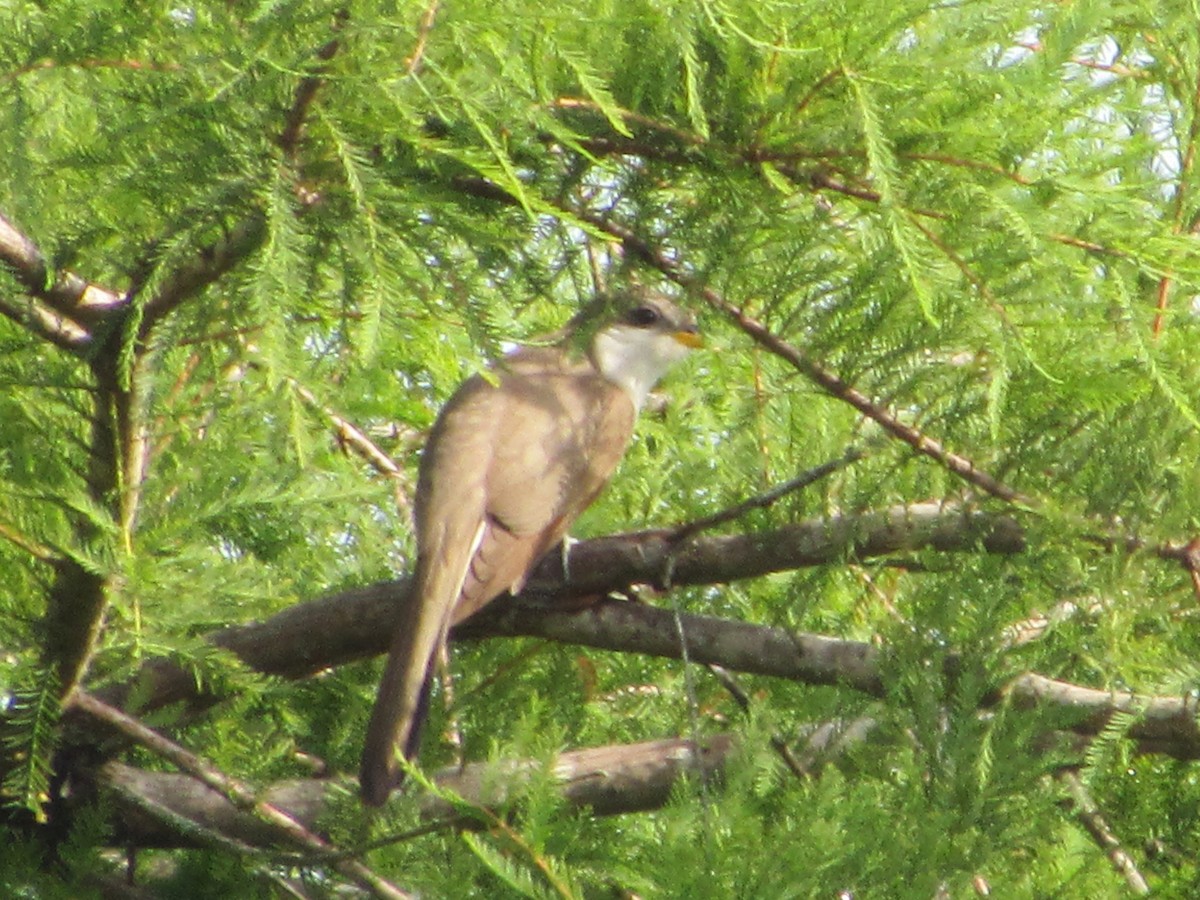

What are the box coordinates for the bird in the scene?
[359,291,701,806]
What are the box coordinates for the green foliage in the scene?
[3,0,1200,895]
[1,676,59,817]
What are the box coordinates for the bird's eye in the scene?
[626,305,661,327]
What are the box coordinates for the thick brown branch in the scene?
[0,211,124,349]
[42,390,119,699]
[465,596,886,695]
[87,503,1022,717]
[35,505,1200,825]
[62,504,1200,767]
[94,722,878,851]
[1008,673,1200,755]
[0,292,93,352]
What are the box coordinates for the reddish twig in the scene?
[1152,60,1200,338]
[795,68,844,117]
[1014,41,1147,80]
[279,9,349,160]
[405,0,441,75]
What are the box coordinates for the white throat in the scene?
[591,325,691,410]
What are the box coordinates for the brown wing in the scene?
[360,351,635,804]
[451,360,636,623]
[360,370,498,804]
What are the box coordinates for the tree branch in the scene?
[284,372,415,517]
[70,690,412,900]
[86,503,1022,718]
[41,498,1199,771]
[278,9,348,161]
[0,292,94,352]
[29,503,1200,846]
[666,447,864,543]
[93,735,732,852]
[1060,770,1151,894]
[137,214,268,339]
[405,0,440,75]
[0,210,127,327]
[41,386,121,699]
[1008,673,1200,756]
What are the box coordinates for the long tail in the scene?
[359,581,449,806]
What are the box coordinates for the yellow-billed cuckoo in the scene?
[360,293,701,805]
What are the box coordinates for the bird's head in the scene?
[588,290,702,408]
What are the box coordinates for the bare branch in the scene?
[0,210,127,324]
[81,503,1020,717]
[1008,673,1200,755]
[70,691,412,900]
[0,293,94,352]
[285,373,415,516]
[469,595,886,696]
[94,735,732,851]
[1060,771,1151,894]
[0,210,127,350]
[42,391,119,699]
[405,0,441,75]
[666,449,864,544]
[707,663,809,780]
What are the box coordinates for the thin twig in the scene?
[1048,232,1127,257]
[1060,771,1151,894]
[707,663,808,780]
[285,376,405,480]
[405,0,440,75]
[2,57,181,82]
[283,373,415,518]
[550,96,706,145]
[668,448,864,543]
[0,519,60,563]
[795,68,844,117]
[1152,58,1200,338]
[1014,42,1147,79]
